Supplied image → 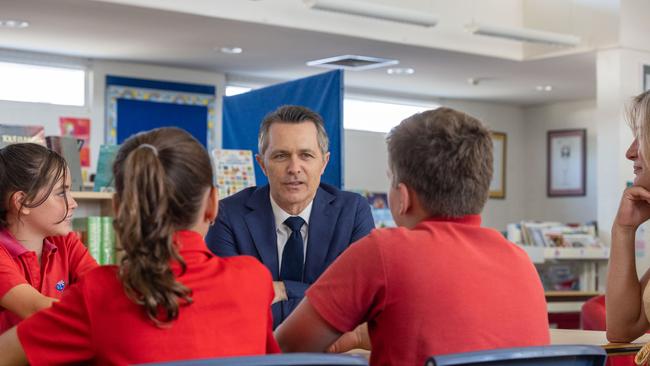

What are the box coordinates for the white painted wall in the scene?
[522,100,598,224]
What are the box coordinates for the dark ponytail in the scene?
[0,143,69,228]
[112,128,213,325]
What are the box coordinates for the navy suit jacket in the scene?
[206,182,375,328]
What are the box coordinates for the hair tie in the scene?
[137,144,159,156]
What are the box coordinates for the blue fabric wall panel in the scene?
[116,99,208,146]
[222,70,343,188]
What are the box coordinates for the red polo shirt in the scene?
[0,229,98,332]
[17,230,279,366]
[307,215,550,366]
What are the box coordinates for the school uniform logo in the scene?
[55,280,65,292]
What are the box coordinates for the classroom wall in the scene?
[522,99,598,224]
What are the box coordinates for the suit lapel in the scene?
[244,186,280,279]
[304,186,338,281]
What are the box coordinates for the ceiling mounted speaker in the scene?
[304,0,438,28]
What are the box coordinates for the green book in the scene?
[100,216,115,265]
[87,216,102,264]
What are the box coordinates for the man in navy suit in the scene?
[206,105,374,328]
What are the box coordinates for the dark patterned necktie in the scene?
[280,216,305,281]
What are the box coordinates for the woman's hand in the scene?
[614,186,650,232]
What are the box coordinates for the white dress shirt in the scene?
[270,194,312,272]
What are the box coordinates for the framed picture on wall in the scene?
[489,132,506,199]
[547,129,586,197]
[645,65,650,91]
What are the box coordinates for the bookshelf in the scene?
[71,191,114,217]
[518,244,607,294]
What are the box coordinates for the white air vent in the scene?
[306,55,398,71]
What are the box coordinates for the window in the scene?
[0,61,85,106]
[224,84,435,133]
[344,98,436,133]
[225,85,252,96]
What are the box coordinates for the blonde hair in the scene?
[628,90,650,160]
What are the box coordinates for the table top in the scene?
[545,291,601,302]
[551,329,650,355]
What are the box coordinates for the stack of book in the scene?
[514,221,601,249]
[73,216,116,265]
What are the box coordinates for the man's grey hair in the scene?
[386,107,493,217]
[258,105,329,157]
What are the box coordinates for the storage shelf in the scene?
[518,244,609,263]
[544,247,609,260]
[71,191,114,200]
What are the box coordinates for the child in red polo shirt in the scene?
[0,127,279,365]
[0,143,98,333]
[276,108,550,366]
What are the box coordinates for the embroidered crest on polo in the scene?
[55,280,65,292]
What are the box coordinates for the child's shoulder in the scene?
[220,255,272,281]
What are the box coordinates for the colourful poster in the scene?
[211,149,256,199]
[59,117,90,167]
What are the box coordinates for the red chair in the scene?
[581,295,606,331]
[581,295,635,366]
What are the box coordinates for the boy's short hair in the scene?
[387,107,493,217]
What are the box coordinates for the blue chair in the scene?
[139,353,368,366]
[426,345,606,366]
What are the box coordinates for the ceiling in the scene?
[0,0,598,106]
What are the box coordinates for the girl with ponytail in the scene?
[0,143,97,334]
[0,128,279,365]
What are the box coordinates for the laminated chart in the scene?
[211,149,256,199]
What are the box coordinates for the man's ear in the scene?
[255,154,268,177]
[205,186,219,224]
[9,191,29,215]
[397,183,411,216]
[320,152,330,175]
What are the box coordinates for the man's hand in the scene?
[327,323,371,353]
[272,281,288,304]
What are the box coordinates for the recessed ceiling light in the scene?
[386,67,414,75]
[535,85,553,92]
[0,19,29,29]
[219,46,243,54]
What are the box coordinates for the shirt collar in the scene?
[0,228,57,257]
[421,214,482,226]
[269,194,312,231]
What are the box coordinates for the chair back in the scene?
[139,353,368,366]
[425,345,606,366]
[581,295,606,330]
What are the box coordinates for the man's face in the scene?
[257,121,329,214]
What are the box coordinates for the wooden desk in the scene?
[551,329,650,355]
[545,291,601,303]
